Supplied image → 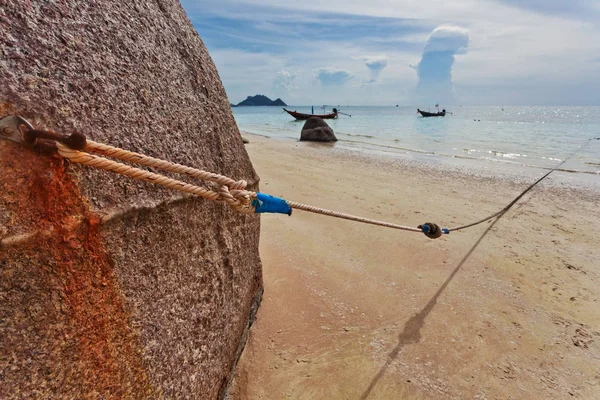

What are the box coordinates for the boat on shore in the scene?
[417,108,446,117]
[283,108,338,120]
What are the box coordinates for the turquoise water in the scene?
[233,106,600,184]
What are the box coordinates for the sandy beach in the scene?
[228,133,600,399]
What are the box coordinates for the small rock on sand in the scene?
[300,117,337,142]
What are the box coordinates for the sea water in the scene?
[232,106,600,188]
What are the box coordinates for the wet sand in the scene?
[228,134,600,399]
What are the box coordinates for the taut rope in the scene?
[287,201,421,233]
[11,120,427,234]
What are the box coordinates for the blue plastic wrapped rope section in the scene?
[253,193,292,215]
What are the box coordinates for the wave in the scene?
[337,140,599,175]
[344,133,375,139]
[239,127,599,176]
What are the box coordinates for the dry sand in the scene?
[229,134,600,399]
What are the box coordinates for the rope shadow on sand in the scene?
[360,215,504,400]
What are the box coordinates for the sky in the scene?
[179,0,600,106]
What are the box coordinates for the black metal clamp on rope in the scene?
[418,222,449,239]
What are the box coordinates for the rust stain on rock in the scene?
[0,137,152,397]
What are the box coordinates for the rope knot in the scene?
[219,185,255,214]
[418,222,446,239]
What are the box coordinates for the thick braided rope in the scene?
[56,143,256,213]
[58,142,422,231]
[55,138,422,232]
[84,140,247,189]
[287,201,421,232]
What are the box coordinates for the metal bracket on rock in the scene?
[0,116,32,144]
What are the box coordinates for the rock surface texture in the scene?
[0,1,262,399]
[300,117,337,142]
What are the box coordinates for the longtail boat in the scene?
[283,108,338,120]
[417,108,446,117]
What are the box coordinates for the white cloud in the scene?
[313,67,353,86]
[358,55,389,85]
[362,55,389,71]
[423,26,470,54]
[273,69,298,93]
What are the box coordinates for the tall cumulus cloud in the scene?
[414,26,470,104]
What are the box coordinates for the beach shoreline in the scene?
[228,133,600,399]
[241,131,600,195]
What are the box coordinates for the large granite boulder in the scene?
[0,1,262,399]
[300,117,337,142]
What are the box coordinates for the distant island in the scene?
[235,95,287,107]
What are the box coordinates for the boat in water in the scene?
[284,108,338,120]
[417,108,446,117]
